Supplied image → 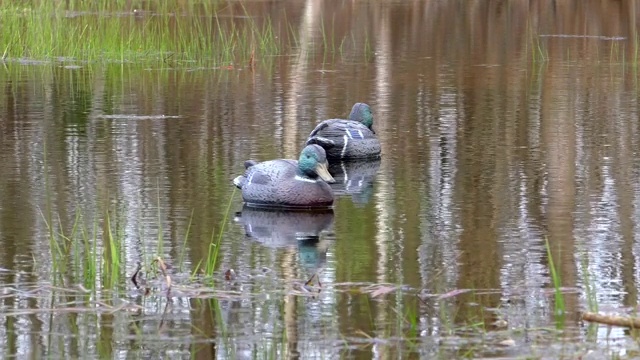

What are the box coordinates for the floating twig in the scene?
[304,270,322,288]
[294,271,323,297]
[152,257,172,295]
[158,299,172,333]
[583,312,640,328]
[131,264,142,289]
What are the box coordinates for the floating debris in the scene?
[539,34,626,41]
[152,257,172,294]
[96,114,182,120]
[582,312,640,328]
[224,269,236,281]
[498,338,516,347]
[437,288,472,300]
[368,285,397,298]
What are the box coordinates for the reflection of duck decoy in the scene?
[297,237,328,271]
[233,145,335,210]
[234,206,333,270]
[234,205,334,247]
[306,103,381,160]
[328,159,381,205]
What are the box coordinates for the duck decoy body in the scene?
[306,103,381,160]
[233,144,335,209]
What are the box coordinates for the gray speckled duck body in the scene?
[306,103,381,160]
[233,144,335,209]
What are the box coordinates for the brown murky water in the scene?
[2,1,640,358]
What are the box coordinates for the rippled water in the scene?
[2,1,640,358]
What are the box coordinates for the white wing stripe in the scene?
[341,135,349,158]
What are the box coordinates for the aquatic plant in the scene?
[203,188,236,277]
[75,210,99,290]
[580,254,598,313]
[545,237,565,328]
[102,209,124,288]
[177,209,195,272]
[41,202,127,289]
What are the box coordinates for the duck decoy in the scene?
[233,144,335,209]
[306,103,381,160]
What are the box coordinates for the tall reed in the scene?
[101,209,123,289]
[203,189,236,276]
[545,237,565,328]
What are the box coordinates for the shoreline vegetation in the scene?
[1,2,282,67]
[2,1,637,70]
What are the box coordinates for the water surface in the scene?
[1,1,640,358]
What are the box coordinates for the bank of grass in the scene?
[1,1,280,67]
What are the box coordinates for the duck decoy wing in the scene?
[341,121,376,139]
[234,166,273,189]
[247,171,271,185]
[308,121,332,138]
[309,119,374,139]
[306,136,336,149]
[308,119,354,138]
